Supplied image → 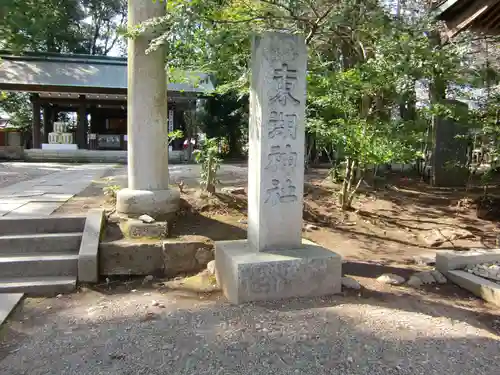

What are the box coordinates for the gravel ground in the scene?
[0,162,77,189]
[1,290,499,375]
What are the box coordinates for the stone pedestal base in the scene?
[215,239,342,304]
[116,188,180,216]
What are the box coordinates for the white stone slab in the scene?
[41,143,78,150]
[247,32,307,252]
[0,202,27,216]
[6,202,62,216]
[0,293,23,326]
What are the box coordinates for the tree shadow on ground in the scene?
[172,203,247,241]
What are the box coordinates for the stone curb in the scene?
[78,209,105,283]
[447,270,500,307]
[436,249,500,273]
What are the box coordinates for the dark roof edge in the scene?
[0,50,127,66]
[433,0,462,18]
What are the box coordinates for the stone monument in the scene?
[215,32,342,304]
[116,0,180,216]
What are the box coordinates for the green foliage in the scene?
[103,184,121,201]
[196,92,248,157]
[0,93,32,129]
[167,130,184,146]
[193,138,222,194]
[134,0,483,208]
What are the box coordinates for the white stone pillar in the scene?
[247,32,307,252]
[116,0,179,216]
[215,32,342,304]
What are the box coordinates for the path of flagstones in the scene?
[0,162,113,216]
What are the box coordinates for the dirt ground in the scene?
[56,167,500,262]
[52,166,500,333]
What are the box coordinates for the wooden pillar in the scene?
[52,105,59,123]
[42,105,52,144]
[77,95,87,149]
[31,94,41,149]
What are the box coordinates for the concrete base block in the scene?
[120,219,168,239]
[436,249,500,273]
[447,270,500,307]
[215,239,342,304]
[116,188,180,216]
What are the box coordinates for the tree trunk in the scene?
[347,168,365,208]
[340,157,353,210]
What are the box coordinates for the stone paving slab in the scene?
[0,194,73,203]
[5,202,64,217]
[0,202,26,216]
[0,164,113,217]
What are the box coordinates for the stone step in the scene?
[0,254,78,278]
[0,277,76,296]
[0,232,82,255]
[0,216,86,235]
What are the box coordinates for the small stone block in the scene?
[78,209,105,283]
[120,219,168,239]
[447,270,500,307]
[215,239,342,304]
[436,249,500,273]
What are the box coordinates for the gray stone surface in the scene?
[120,219,168,239]
[247,32,307,252]
[163,238,214,277]
[116,188,180,216]
[0,163,112,216]
[78,209,105,283]
[436,249,500,273]
[5,201,65,216]
[0,216,85,235]
[116,0,180,217]
[342,276,361,290]
[221,186,245,194]
[376,273,406,285]
[0,293,23,327]
[0,232,81,255]
[430,270,447,284]
[414,271,436,285]
[215,239,341,304]
[447,270,500,307]
[99,240,164,276]
[407,275,423,287]
[465,262,500,281]
[0,277,75,295]
[0,254,78,278]
[215,33,341,304]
